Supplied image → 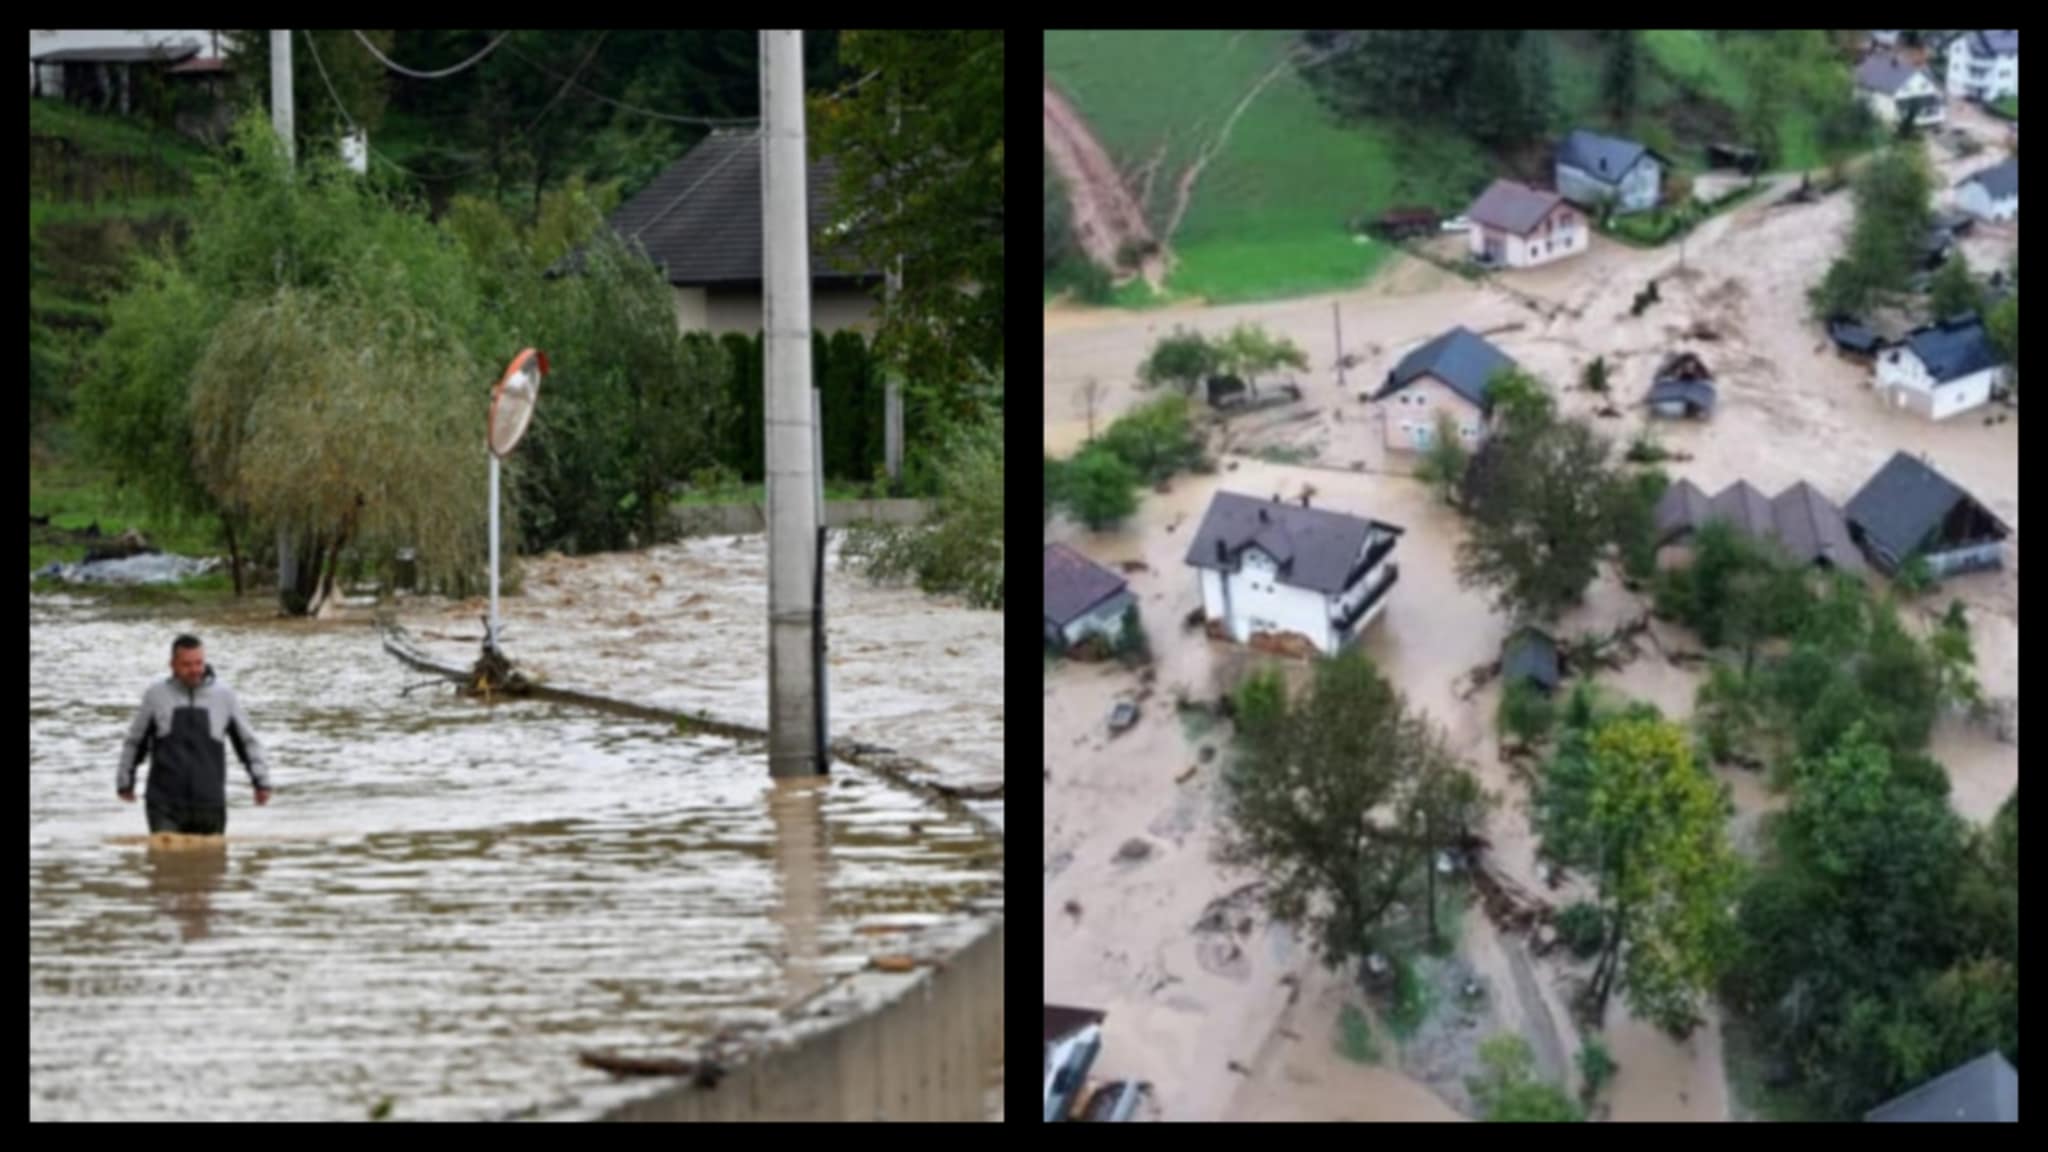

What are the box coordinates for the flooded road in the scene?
[394,536,1004,831]
[29,595,1002,1121]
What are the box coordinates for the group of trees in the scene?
[1222,648,1489,963]
[1137,323,1309,398]
[1638,485,2016,1117]
[1809,144,1934,318]
[1726,736,2016,1117]
[1450,370,1669,623]
[841,407,1002,610]
[1045,394,1205,530]
[1311,31,1552,148]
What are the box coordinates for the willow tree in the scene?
[192,289,494,615]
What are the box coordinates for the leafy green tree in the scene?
[1415,412,1470,506]
[1220,650,1485,965]
[1140,327,1221,396]
[1218,323,1308,396]
[1097,394,1203,484]
[841,411,1003,608]
[1057,445,1139,530]
[1929,254,1985,318]
[1468,1034,1583,1122]
[1602,31,1640,118]
[1986,296,2018,394]
[1537,712,1741,1033]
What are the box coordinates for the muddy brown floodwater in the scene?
[29,594,1002,1121]
[394,536,1004,832]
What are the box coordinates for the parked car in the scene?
[1440,215,1473,233]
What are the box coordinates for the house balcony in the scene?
[1339,534,1401,590]
[1332,563,1399,635]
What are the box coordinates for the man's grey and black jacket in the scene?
[118,665,271,832]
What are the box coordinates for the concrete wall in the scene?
[671,499,931,539]
[591,918,1003,1121]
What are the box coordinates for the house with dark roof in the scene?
[1873,314,2007,420]
[602,129,883,336]
[1654,478,1868,574]
[1854,53,1945,127]
[1463,179,1588,270]
[1184,492,1404,656]
[1043,544,1134,651]
[1373,327,1519,454]
[1956,156,2019,222]
[1945,31,2018,103]
[1555,129,1666,216]
[1846,452,2012,578]
[1644,352,1716,419]
[1866,1050,2018,1122]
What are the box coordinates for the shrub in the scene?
[1098,394,1204,483]
[1059,445,1140,529]
[1114,603,1151,665]
[1557,901,1607,959]
[1500,678,1558,747]
[1338,1003,1382,1064]
[1577,1038,1618,1104]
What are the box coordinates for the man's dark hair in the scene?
[172,634,204,657]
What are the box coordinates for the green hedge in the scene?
[710,329,926,488]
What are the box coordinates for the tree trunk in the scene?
[222,514,244,598]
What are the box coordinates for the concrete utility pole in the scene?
[763,30,824,777]
[271,30,297,602]
[883,88,904,486]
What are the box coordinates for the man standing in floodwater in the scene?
[117,635,272,834]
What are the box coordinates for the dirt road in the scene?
[1044,79,1166,287]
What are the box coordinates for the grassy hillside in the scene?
[1047,30,1492,303]
[1045,29,1859,305]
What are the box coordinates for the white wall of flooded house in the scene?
[1216,546,1335,652]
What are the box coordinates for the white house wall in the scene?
[1060,591,1134,648]
[1955,182,2018,222]
[1947,37,2019,101]
[1220,547,1335,654]
[1875,349,1998,420]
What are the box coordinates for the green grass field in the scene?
[1993,95,2018,120]
[1045,31,1862,306]
[1046,29,1488,304]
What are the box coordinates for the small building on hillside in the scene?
[1644,352,1717,419]
[1372,326,1519,454]
[1464,179,1588,270]
[1043,544,1133,652]
[1865,1050,2017,1122]
[1846,452,2012,578]
[1555,129,1666,216]
[1873,314,2006,420]
[1854,54,1946,127]
[1654,478,1867,574]
[1955,156,2019,222]
[1944,31,2019,103]
[1184,492,1403,657]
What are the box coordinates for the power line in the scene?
[499,39,759,126]
[352,29,511,80]
[302,29,490,180]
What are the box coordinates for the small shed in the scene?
[1828,317,1884,358]
[1205,374,1249,409]
[1503,628,1561,695]
[1645,353,1717,419]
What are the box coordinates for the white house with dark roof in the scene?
[1184,492,1404,656]
[1945,31,2018,102]
[1955,156,2019,222]
[1555,129,1665,216]
[1372,326,1519,454]
[1042,544,1133,651]
[1854,53,1945,127]
[1874,314,2007,420]
[1464,179,1587,270]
